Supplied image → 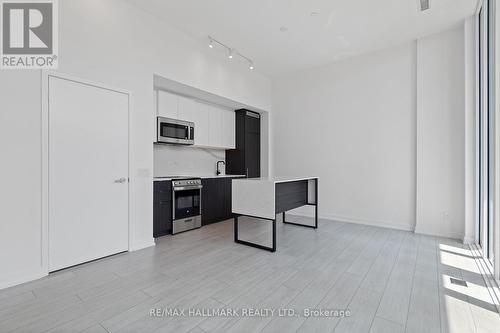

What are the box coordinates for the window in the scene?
[478,0,495,265]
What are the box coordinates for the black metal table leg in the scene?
[283,210,318,229]
[315,178,318,228]
[272,218,276,252]
[234,215,276,252]
[282,178,318,229]
[234,215,238,242]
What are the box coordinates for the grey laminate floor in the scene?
[1,216,499,333]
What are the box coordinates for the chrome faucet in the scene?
[216,161,225,176]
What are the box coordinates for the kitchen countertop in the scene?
[154,174,246,181]
[232,176,318,219]
[232,176,319,184]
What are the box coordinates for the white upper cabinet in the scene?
[155,90,235,149]
[208,105,222,148]
[221,110,236,149]
[208,106,235,149]
[157,90,178,119]
[178,96,210,147]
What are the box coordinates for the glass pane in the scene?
[174,189,201,219]
[487,1,495,262]
[479,7,484,248]
[161,123,188,139]
[177,196,193,209]
[478,0,495,263]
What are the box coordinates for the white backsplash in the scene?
[154,144,226,177]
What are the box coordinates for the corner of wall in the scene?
[415,25,468,240]
[129,238,156,252]
[0,268,47,291]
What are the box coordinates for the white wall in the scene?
[272,43,418,231]
[0,71,45,287]
[415,28,466,239]
[272,26,469,238]
[0,0,271,289]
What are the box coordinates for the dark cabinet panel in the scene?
[202,177,235,225]
[201,178,224,225]
[153,200,172,237]
[235,110,246,150]
[275,180,308,214]
[226,109,260,178]
[153,180,172,237]
[245,132,260,178]
[246,114,260,133]
[154,181,172,203]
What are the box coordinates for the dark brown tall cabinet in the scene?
[225,109,261,178]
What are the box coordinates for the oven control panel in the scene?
[173,179,202,187]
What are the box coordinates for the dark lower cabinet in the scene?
[202,177,235,225]
[154,178,237,233]
[153,200,172,237]
[201,178,223,225]
[154,180,172,237]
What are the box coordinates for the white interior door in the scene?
[48,76,129,272]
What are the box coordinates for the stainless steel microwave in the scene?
[157,117,194,145]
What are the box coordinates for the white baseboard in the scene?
[414,226,463,240]
[0,269,47,291]
[287,212,415,232]
[1,239,155,290]
[129,238,155,251]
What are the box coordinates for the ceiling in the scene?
[126,0,478,77]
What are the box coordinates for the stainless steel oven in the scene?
[172,178,202,234]
[157,117,195,145]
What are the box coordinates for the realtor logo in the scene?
[1,0,58,69]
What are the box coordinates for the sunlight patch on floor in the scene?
[439,244,481,275]
[438,240,500,333]
[441,273,496,307]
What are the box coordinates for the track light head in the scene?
[420,0,430,11]
[228,49,234,59]
[249,61,254,70]
[208,37,214,48]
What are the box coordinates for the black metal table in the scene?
[233,178,318,252]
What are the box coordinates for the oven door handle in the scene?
[173,185,203,191]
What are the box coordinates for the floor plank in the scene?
[0,218,498,333]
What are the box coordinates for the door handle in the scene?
[114,177,127,184]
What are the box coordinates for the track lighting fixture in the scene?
[207,36,255,70]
